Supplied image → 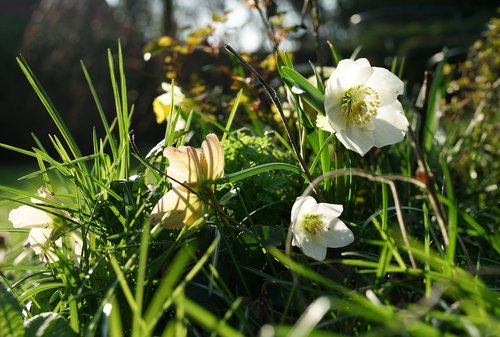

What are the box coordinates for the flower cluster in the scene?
[150,133,225,229]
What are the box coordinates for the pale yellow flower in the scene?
[151,133,225,229]
[164,133,224,188]
[150,187,208,229]
[153,82,187,127]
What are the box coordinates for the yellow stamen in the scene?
[341,85,380,125]
[302,214,324,235]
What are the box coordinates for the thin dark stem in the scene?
[253,0,278,52]
[224,44,322,200]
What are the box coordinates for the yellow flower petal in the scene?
[201,133,225,182]
[150,187,207,229]
[164,146,207,188]
[152,97,171,124]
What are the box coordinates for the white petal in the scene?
[29,227,62,262]
[365,67,404,106]
[291,196,317,225]
[336,124,375,156]
[292,228,308,247]
[69,231,84,262]
[321,218,354,248]
[8,206,53,228]
[300,237,327,261]
[372,101,409,148]
[332,58,374,89]
[28,227,53,249]
[315,203,343,218]
[324,84,346,132]
[316,114,335,133]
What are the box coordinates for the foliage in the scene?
[442,16,500,210]
[219,131,301,227]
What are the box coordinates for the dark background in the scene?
[0,0,496,162]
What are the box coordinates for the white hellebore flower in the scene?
[8,187,83,263]
[291,196,354,261]
[318,58,409,156]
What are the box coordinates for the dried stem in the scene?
[408,128,450,246]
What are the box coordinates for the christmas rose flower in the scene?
[291,196,354,261]
[318,58,409,156]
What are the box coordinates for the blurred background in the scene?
[0,0,496,164]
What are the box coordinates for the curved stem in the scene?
[224,44,323,200]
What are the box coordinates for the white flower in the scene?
[8,187,83,263]
[291,196,354,261]
[318,58,409,156]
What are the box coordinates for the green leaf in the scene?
[24,313,76,337]
[221,162,304,184]
[280,66,325,115]
[327,40,342,66]
[181,297,244,337]
[423,50,447,155]
[0,282,24,337]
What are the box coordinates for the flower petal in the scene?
[336,124,375,156]
[372,101,409,148]
[164,146,206,188]
[150,187,206,229]
[332,58,374,89]
[291,196,317,225]
[315,203,343,218]
[201,133,225,182]
[321,218,354,248]
[153,94,172,124]
[324,84,346,132]
[8,205,53,229]
[300,237,327,261]
[64,230,84,266]
[316,114,335,133]
[28,227,61,262]
[365,67,404,106]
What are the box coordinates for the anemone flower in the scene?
[8,187,83,263]
[318,58,409,156]
[291,196,354,261]
[150,133,224,229]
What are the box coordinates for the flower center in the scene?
[341,85,380,125]
[302,214,324,235]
